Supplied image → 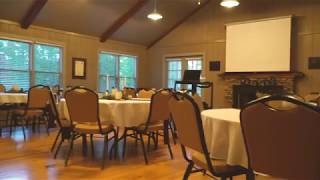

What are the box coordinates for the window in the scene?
[99,52,137,92]
[166,56,203,94]
[0,39,30,90]
[34,44,62,87]
[0,39,63,91]
[167,60,182,90]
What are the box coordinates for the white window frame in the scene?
[0,37,64,89]
[98,51,138,92]
[164,54,205,90]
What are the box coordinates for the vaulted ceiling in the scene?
[0,0,317,47]
[0,0,212,47]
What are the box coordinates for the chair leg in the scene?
[64,134,75,167]
[54,138,64,159]
[90,134,95,159]
[169,122,177,145]
[113,129,118,159]
[246,171,255,180]
[82,134,87,157]
[21,124,26,141]
[139,133,148,165]
[122,128,128,159]
[101,135,108,170]
[147,132,151,152]
[51,130,61,152]
[155,131,159,150]
[135,131,138,146]
[221,177,227,180]
[9,114,15,136]
[183,162,194,180]
[166,130,173,159]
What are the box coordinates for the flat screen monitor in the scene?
[182,70,201,82]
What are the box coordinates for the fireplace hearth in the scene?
[219,72,304,107]
[232,83,284,108]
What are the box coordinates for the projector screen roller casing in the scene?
[225,17,292,72]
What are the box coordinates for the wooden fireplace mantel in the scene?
[219,72,304,79]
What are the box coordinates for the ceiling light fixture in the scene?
[147,0,163,21]
[220,0,240,8]
[197,0,201,5]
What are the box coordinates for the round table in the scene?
[0,93,28,104]
[59,99,150,128]
[201,108,248,168]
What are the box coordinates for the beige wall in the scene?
[0,20,148,90]
[147,1,320,108]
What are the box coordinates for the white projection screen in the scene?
[225,16,292,72]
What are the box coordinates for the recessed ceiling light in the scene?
[220,0,240,8]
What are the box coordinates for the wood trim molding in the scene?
[100,0,148,42]
[20,0,48,29]
[219,72,305,79]
[147,0,211,49]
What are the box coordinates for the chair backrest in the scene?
[47,87,62,128]
[169,92,206,153]
[137,89,155,99]
[65,87,101,127]
[123,87,137,98]
[27,85,51,109]
[0,84,5,92]
[191,93,204,111]
[240,95,320,179]
[169,92,215,172]
[144,90,172,130]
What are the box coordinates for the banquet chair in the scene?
[240,95,320,180]
[11,85,51,139]
[137,89,155,99]
[191,92,205,111]
[64,87,117,169]
[123,89,174,164]
[123,87,137,98]
[169,92,252,180]
[46,89,73,159]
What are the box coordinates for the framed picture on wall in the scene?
[72,58,87,79]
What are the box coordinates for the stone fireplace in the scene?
[219,72,304,107]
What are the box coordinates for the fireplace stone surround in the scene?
[219,72,304,106]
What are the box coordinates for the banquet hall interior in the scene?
[0,0,320,179]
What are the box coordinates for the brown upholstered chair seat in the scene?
[136,121,163,132]
[192,151,249,177]
[75,122,113,134]
[14,109,44,117]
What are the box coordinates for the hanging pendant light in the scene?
[220,0,240,8]
[147,0,163,21]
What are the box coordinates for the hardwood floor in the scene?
[0,127,276,180]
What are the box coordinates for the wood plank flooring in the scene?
[0,127,276,180]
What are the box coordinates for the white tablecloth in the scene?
[58,99,150,128]
[0,93,28,103]
[201,108,248,168]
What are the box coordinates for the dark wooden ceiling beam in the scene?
[147,0,212,49]
[100,0,149,42]
[20,0,48,29]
